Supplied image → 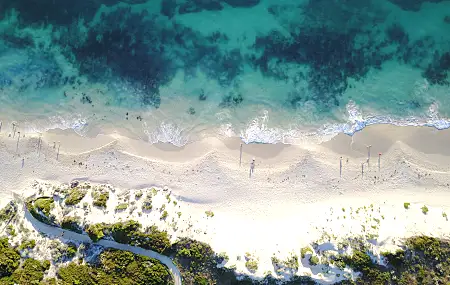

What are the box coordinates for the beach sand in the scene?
[1,124,450,282]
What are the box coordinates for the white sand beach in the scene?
[1,124,450,282]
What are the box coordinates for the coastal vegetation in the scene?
[20,194,450,284]
[0,202,17,223]
[64,187,87,206]
[85,220,171,253]
[115,203,128,212]
[0,237,172,285]
[61,216,83,233]
[92,190,109,208]
[26,197,55,225]
[142,194,153,211]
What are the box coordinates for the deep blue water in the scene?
[0,0,450,145]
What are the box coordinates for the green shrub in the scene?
[309,255,319,266]
[161,211,168,220]
[61,216,83,234]
[135,191,143,199]
[301,246,313,258]
[205,211,214,218]
[245,259,258,272]
[85,223,106,242]
[403,202,410,209]
[65,188,87,206]
[85,221,170,253]
[142,195,152,211]
[421,205,429,215]
[6,225,16,237]
[284,254,299,271]
[0,202,17,222]
[66,243,77,259]
[92,191,109,208]
[11,258,48,284]
[115,203,128,211]
[18,240,36,251]
[0,238,20,277]
[57,262,97,285]
[33,198,54,217]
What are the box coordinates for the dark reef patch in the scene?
[58,7,242,107]
[252,0,393,107]
[423,52,450,85]
[385,23,409,44]
[164,0,260,16]
[387,0,448,11]
[0,0,148,25]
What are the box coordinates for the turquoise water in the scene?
[0,0,450,145]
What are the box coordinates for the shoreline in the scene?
[1,123,450,281]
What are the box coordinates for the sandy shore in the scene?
[1,124,450,281]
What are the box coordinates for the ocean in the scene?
[0,0,449,146]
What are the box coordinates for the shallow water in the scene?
[0,0,450,145]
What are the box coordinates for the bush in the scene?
[301,246,313,258]
[85,221,171,253]
[205,211,214,218]
[115,203,128,212]
[33,198,54,217]
[92,191,109,208]
[161,211,168,220]
[245,259,258,272]
[0,238,20,277]
[18,240,36,251]
[61,216,83,234]
[27,197,56,225]
[66,243,77,259]
[85,223,106,242]
[142,195,152,211]
[57,262,97,285]
[0,202,17,222]
[135,191,143,199]
[421,205,429,215]
[403,202,410,209]
[58,248,172,285]
[65,188,87,206]
[309,255,319,266]
[11,258,48,284]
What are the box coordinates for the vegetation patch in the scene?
[309,255,320,266]
[92,190,109,208]
[205,210,214,218]
[18,239,36,251]
[115,203,128,212]
[301,246,313,258]
[61,216,83,234]
[421,205,429,215]
[65,188,87,206]
[135,190,143,199]
[168,238,238,284]
[26,197,55,225]
[404,202,410,209]
[57,248,171,285]
[245,259,258,273]
[84,221,170,253]
[0,202,17,223]
[161,211,168,220]
[142,194,153,211]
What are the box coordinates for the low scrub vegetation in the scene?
[65,188,87,206]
